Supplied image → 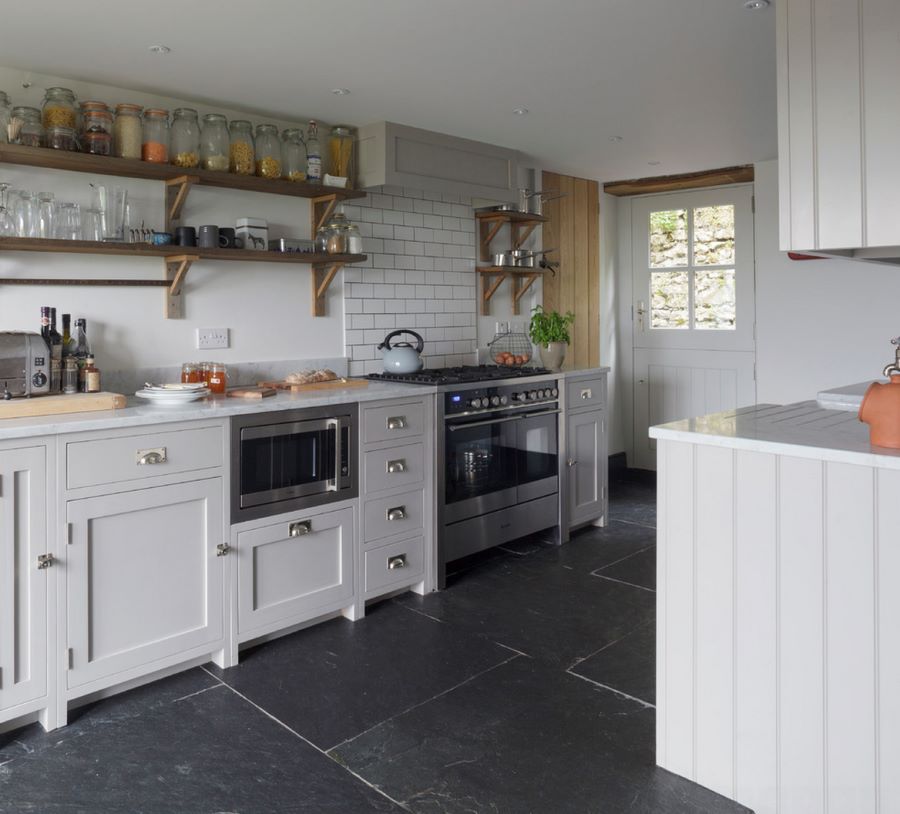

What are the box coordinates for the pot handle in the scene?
[377,329,425,353]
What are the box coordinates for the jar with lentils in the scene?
[113,103,143,159]
[228,120,254,175]
[254,124,282,178]
[12,106,43,147]
[170,107,200,168]
[200,113,229,171]
[141,108,169,163]
[42,87,77,130]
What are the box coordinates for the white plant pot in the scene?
[538,342,567,371]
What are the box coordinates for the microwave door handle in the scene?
[326,418,340,491]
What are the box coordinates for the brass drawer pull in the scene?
[388,554,407,570]
[387,459,407,474]
[289,520,312,537]
[386,506,407,522]
[387,416,407,430]
[136,447,167,465]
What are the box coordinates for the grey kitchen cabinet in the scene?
[565,373,608,529]
[0,443,52,727]
[777,0,900,259]
[357,121,520,203]
[234,504,355,642]
[65,477,225,694]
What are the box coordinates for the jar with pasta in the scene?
[113,103,143,159]
[170,107,200,168]
[281,128,306,182]
[228,120,254,175]
[141,108,169,163]
[200,113,229,171]
[42,87,77,130]
[12,106,43,148]
[254,124,282,179]
[0,92,10,144]
[328,125,355,186]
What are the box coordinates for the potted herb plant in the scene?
[528,305,575,371]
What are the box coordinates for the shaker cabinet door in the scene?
[66,478,224,690]
[0,446,49,715]
[567,410,607,528]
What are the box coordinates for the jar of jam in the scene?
[181,362,203,383]
[42,87,77,130]
[207,363,227,394]
[141,108,169,163]
[11,106,43,147]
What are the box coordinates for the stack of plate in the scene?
[135,382,209,406]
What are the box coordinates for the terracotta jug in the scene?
[859,374,900,448]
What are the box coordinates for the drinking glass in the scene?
[93,185,127,242]
[14,191,38,238]
[56,203,82,240]
[82,208,102,241]
[0,183,15,237]
[37,192,55,239]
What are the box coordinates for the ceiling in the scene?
[0,0,778,183]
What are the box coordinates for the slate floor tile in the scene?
[216,599,512,750]
[570,620,656,705]
[608,478,657,528]
[332,656,750,814]
[593,544,657,591]
[531,519,656,575]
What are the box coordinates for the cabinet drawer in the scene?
[67,426,223,490]
[362,401,427,444]
[566,377,606,411]
[364,442,425,495]
[365,536,425,596]
[363,488,424,543]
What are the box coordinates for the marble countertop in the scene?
[816,380,875,411]
[560,366,609,378]
[0,381,437,441]
[650,401,900,469]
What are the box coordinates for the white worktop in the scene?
[816,380,875,411]
[0,381,437,441]
[650,401,900,469]
[561,366,610,378]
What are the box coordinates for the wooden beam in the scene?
[312,263,343,316]
[603,165,755,197]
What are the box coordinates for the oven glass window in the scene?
[445,421,517,505]
[518,413,558,487]
[241,425,335,499]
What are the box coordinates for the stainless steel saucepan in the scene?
[492,248,557,268]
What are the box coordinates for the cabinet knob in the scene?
[567,458,577,467]
[387,416,407,430]
[388,554,407,570]
[387,506,407,522]
[289,520,312,537]
[387,459,406,474]
[136,447,167,466]
[37,553,54,570]
[216,543,230,557]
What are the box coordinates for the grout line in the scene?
[566,619,655,671]
[609,517,657,530]
[592,543,656,573]
[325,653,521,755]
[394,602,444,624]
[590,573,656,594]
[171,683,225,704]
[494,642,532,659]
[202,667,411,812]
[565,669,656,710]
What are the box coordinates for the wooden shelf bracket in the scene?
[312,263,344,317]
[480,270,509,316]
[164,254,199,319]
[165,175,199,232]
[312,194,340,233]
[512,272,540,315]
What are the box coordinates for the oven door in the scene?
[517,408,559,503]
[239,417,342,510]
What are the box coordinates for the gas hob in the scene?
[367,365,551,387]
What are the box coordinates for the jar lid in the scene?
[115,103,143,114]
[80,100,109,110]
[173,107,199,118]
[202,113,227,122]
[11,106,41,118]
[44,87,76,98]
[85,110,113,120]
[230,119,252,128]
[143,108,169,118]
[46,125,76,134]
[256,123,278,133]
[282,128,301,139]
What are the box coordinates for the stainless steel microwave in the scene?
[230,404,358,523]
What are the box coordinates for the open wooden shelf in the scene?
[475,210,548,263]
[477,267,547,316]
[474,210,548,225]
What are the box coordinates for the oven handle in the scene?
[326,418,340,491]
[447,414,524,432]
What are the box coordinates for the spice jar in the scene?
[170,107,200,168]
[141,108,169,163]
[42,87,77,130]
[328,126,355,185]
[0,92,10,144]
[254,124,282,178]
[207,363,228,395]
[229,120,254,175]
[11,106,43,147]
[282,128,306,182]
[46,125,78,152]
[200,113,229,171]
[113,103,143,159]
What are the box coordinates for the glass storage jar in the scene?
[254,124,282,178]
[82,130,111,155]
[282,128,306,182]
[170,107,200,168]
[42,87,77,130]
[46,125,78,151]
[345,220,362,254]
[228,120,254,175]
[200,113,229,171]
[79,101,110,133]
[328,125,355,185]
[12,106,43,147]
[113,103,143,159]
[82,107,112,136]
[315,224,331,253]
[323,212,351,254]
[141,108,169,163]
[0,92,10,144]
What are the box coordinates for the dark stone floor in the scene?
[0,471,752,813]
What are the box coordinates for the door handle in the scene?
[37,553,54,570]
[387,459,406,474]
[567,458,577,467]
[216,543,230,557]
[386,506,407,521]
[637,300,646,331]
[289,520,312,537]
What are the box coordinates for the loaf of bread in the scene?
[285,368,339,385]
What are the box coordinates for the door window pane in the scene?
[694,269,736,329]
[693,205,735,266]
[650,209,688,268]
[651,271,689,329]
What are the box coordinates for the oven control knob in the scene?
[528,390,538,401]
[490,395,501,407]
[499,395,509,406]
[539,389,549,399]
[32,371,47,388]
[469,397,483,409]
[550,387,559,398]
[511,392,523,402]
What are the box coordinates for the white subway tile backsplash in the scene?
[356,221,374,237]
[369,193,394,209]
[345,298,363,313]
[442,192,461,204]
[423,214,443,229]
[381,184,405,196]
[403,212,424,227]
[434,258,452,272]
[394,255,415,270]
[423,189,443,202]
[451,231,471,245]
[360,208,384,224]
[373,284,395,298]
[373,254,396,269]
[373,314,396,329]
[350,314,375,329]
[363,299,385,313]
[384,269,407,284]
[363,238,384,253]
[372,223,394,239]
[425,242,445,257]
[414,256,435,271]
[404,187,424,199]
[442,216,461,231]
[384,299,408,313]
[404,241,425,256]
[395,284,415,298]
[394,197,414,212]
[393,226,414,241]
[433,202,453,216]
[433,229,452,244]
[405,270,427,284]
[350,283,374,298]
[450,204,471,219]
[383,210,405,225]
[414,227,435,243]
[413,199,433,214]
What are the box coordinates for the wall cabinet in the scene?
[777,0,900,260]
[0,444,50,725]
[65,478,224,691]
[565,374,608,529]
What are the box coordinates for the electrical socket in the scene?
[196,328,229,349]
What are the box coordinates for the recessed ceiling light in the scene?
[148,44,171,54]
[743,0,770,9]
[609,136,623,143]
[648,160,661,166]
[332,88,351,96]
[512,107,529,116]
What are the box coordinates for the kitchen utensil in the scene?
[150,231,172,246]
[518,188,566,216]
[378,329,425,373]
[0,331,52,397]
[134,386,209,405]
[491,249,557,268]
[269,237,314,253]
[219,227,242,248]
[474,204,524,214]
[226,386,277,399]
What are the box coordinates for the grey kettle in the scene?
[378,330,425,373]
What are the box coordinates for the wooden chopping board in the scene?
[226,387,277,399]
[0,391,127,419]
[257,378,369,393]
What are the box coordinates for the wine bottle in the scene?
[61,313,73,358]
[48,307,63,392]
[39,306,51,344]
[74,318,89,391]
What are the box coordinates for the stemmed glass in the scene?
[0,182,15,237]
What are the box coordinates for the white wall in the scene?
[599,191,622,454]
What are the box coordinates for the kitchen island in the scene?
[651,402,899,814]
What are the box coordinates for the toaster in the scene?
[0,332,52,398]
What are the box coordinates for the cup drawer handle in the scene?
[137,447,167,465]
[580,389,592,400]
[289,520,312,537]
[388,554,407,570]
[387,506,407,522]
[387,416,407,430]
[387,459,406,474]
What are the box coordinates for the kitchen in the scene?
[0,2,897,813]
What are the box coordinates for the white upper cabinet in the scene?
[777,0,900,257]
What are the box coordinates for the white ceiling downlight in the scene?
[743,0,770,9]
[331,88,351,95]
[147,44,171,54]
[512,107,529,115]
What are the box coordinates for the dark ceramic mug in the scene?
[175,226,196,247]
[219,227,242,248]
[197,225,220,249]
